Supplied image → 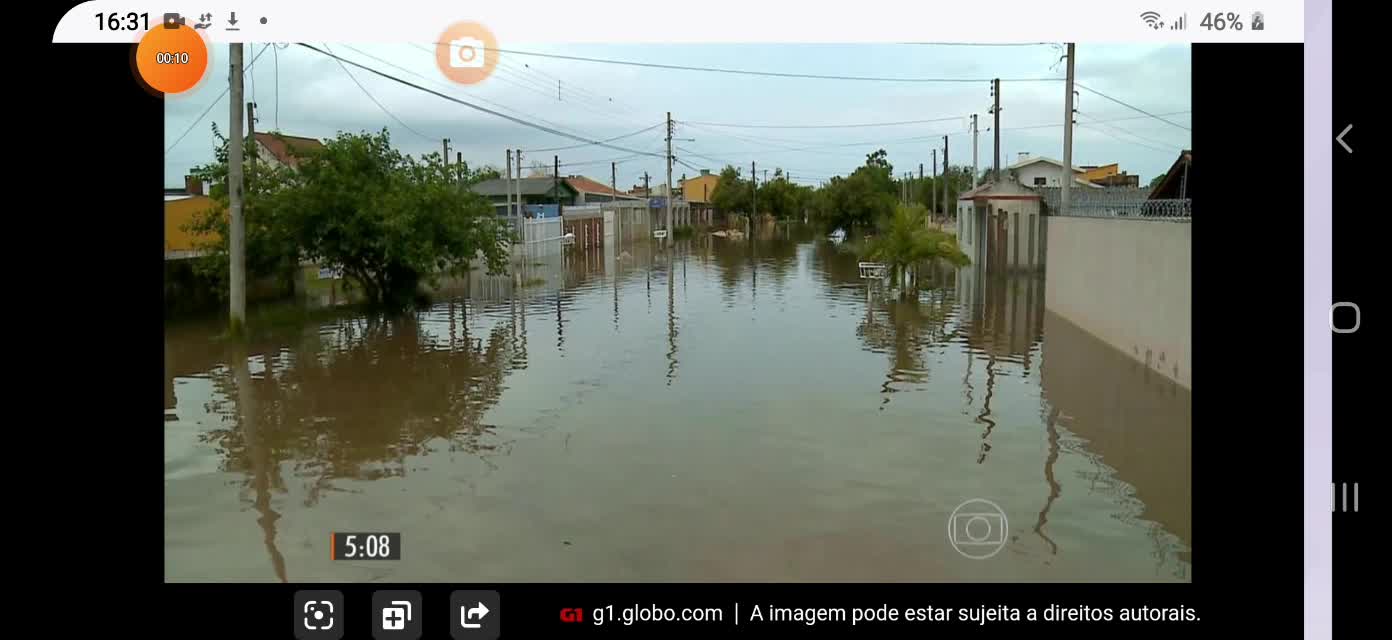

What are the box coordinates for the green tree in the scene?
[278,129,510,308]
[861,204,969,296]
[710,165,751,216]
[810,149,897,232]
[189,129,510,310]
[1147,173,1167,191]
[187,124,303,299]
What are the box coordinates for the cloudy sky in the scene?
[164,42,1190,190]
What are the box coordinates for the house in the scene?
[956,175,1047,272]
[1080,163,1141,187]
[564,175,643,205]
[252,132,325,170]
[1148,149,1192,200]
[165,175,213,260]
[680,169,719,224]
[1008,153,1102,189]
[469,177,579,217]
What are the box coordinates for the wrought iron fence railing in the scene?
[1036,186,1191,220]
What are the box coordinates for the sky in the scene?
[163,42,1191,190]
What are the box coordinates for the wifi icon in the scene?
[1140,11,1162,29]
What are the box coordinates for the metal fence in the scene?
[1037,187,1191,220]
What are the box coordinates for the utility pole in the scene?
[918,163,924,206]
[228,43,246,330]
[457,152,464,174]
[554,155,560,214]
[942,135,949,221]
[752,161,757,219]
[612,161,619,241]
[932,150,938,214]
[665,111,673,245]
[1061,42,1076,217]
[972,114,979,188]
[506,149,513,222]
[644,172,650,198]
[514,150,523,219]
[246,102,257,180]
[442,138,450,169]
[992,78,1001,182]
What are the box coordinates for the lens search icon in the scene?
[948,498,1010,559]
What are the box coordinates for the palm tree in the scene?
[861,204,969,295]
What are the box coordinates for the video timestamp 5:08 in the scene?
[331,532,402,560]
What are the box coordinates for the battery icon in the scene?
[1251,12,1265,30]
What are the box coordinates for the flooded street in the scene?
[164,224,1190,583]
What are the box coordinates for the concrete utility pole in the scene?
[612,161,619,241]
[972,114,979,188]
[918,163,924,206]
[644,172,650,198]
[1061,42,1076,217]
[506,150,514,223]
[992,78,1001,182]
[553,155,560,213]
[665,111,674,245]
[932,150,938,214]
[442,138,450,168]
[457,152,464,174]
[942,135,949,220]
[514,150,523,219]
[246,102,257,179]
[228,43,246,330]
[752,161,757,219]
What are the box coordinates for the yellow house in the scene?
[165,191,215,258]
[1079,163,1119,183]
[681,170,720,204]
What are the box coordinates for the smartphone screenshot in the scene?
[42,0,1345,636]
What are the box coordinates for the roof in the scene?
[1008,155,1084,173]
[470,177,578,197]
[958,177,1041,200]
[1148,149,1192,200]
[564,175,641,199]
[252,132,325,167]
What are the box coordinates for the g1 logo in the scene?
[560,608,585,623]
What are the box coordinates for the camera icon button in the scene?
[294,590,345,640]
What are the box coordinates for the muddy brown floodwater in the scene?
[164,224,1190,582]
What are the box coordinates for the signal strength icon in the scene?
[1140,11,1163,29]
[1171,14,1186,30]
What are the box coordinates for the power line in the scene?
[437,43,1065,84]
[325,44,662,157]
[525,122,664,153]
[1076,83,1191,132]
[166,44,270,154]
[1073,116,1174,155]
[339,45,587,142]
[322,43,435,143]
[1076,110,1185,151]
[411,43,651,129]
[682,115,966,129]
[505,57,646,118]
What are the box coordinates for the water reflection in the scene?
[166,224,1190,582]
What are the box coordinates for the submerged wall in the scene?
[1044,217,1191,389]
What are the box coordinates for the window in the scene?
[1033,177,1047,186]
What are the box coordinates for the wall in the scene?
[1013,163,1068,187]
[1044,216,1191,388]
[681,174,719,204]
[165,195,214,253]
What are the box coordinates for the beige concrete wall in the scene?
[1044,216,1191,388]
